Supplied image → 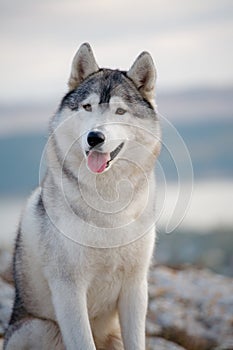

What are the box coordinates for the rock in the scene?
[147,265,233,350]
[147,337,186,349]
[1,249,233,350]
[0,277,14,337]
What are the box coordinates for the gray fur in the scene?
[4,43,161,350]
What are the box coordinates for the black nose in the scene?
[87,131,105,148]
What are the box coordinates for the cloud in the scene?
[0,0,232,103]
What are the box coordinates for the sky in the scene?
[0,1,232,235]
[0,0,233,105]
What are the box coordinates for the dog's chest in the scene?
[87,264,123,318]
[84,250,132,318]
[61,229,152,319]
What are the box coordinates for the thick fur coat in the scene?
[4,43,161,350]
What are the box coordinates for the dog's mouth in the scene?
[86,142,124,174]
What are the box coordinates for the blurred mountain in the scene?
[157,86,233,122]
[160,119,233,180]
[0,133,46,195]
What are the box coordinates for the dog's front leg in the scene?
[49,280,96,350]
[118,278,148,350]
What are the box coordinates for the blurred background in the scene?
[0,0,232,275]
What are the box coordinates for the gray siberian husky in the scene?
[4,43,161,350]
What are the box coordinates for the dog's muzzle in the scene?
[85,137,124,174]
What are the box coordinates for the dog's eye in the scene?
[115,108,126,115]
[83,104,92,112]
[68,99,77,110]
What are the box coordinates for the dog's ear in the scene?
[127,52,156,102]
[68,43,99,90]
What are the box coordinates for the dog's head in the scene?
[50,43,161,176]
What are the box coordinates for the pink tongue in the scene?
[87,151,110,173]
